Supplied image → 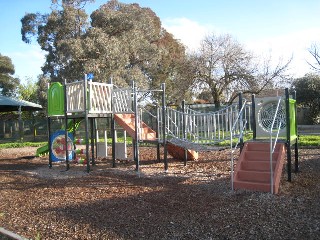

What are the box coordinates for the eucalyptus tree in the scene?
[194,33,291,108]
[21,0,91,82]
[0,54,20,96]
[21,0,191,104]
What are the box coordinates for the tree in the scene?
[21,0,192,104]
[0,54,20,96]
[21,0,91,82]
[193,33,291,108]
[18,77,38,102]
[36,75,50,114]
[292,73,320,124]
[307,43,320,72]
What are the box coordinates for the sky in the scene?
[1,0,320,82]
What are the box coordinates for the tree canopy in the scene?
[0,54,20,97]
[21,0,192,104]
[194,33,291,108]
[21,0,293,107]
[292,73,320,124]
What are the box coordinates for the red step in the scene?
[114,113,156,141]
[244,151,279,161]
[241,161,276,171]
[233,142,286,194]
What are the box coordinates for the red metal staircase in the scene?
[233,142,286,194]
[114,113,156,141]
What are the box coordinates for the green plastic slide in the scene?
[35,119,83,157]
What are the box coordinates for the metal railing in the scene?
[230,100,248,191]
[164,102,249,146]
[269,97,283,194]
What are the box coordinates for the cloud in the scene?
[245,28,320,77]
[162,17,320,78]
[163,17,217,52]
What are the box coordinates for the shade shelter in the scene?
[0,95,42,141]
[0,95,42,112]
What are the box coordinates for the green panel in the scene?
[48,82,64,116]
[289,98,297,141]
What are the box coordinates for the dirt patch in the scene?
[0,146,320,239]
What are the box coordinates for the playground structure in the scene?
[43,74,298,194]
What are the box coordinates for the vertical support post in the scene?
[182,100,187,166]
[230,105,234,192]
[133,83,140,171]
[111,116,116,167]
[251,94,256,140]
[32,113,36,142]
[18,106,23,142]
[84,74,90,173]
[64,79,70,171]
[95,119,99,159]
[285,88,292,182]
[156,106,161,162]
[91,118,95,166]
[238,92,244,152]
[48,116,52,168]
[162,83,168,172]
[293,90,299,173]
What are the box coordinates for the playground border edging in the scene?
[0,227,28,240]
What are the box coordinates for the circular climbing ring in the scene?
[258,101,286,132]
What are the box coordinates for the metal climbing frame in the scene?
[111,82,167,171]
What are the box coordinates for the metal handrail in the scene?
[230,99,247,191]
[269,97,283,194]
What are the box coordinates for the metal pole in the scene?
[133,83,140,171]
[285,88,292,182]
[84,74,90,173]
[64,78,70,171]
[48,116,52,168]
[162,83,168,171]
[182,100,187,166]
[91,118,95,166]
[156,106,161,162]
[251,94,256,140]
[111,115,116,167]
[238,92,244,152]
[293,90,299,173]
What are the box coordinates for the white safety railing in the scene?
[88,81,113,113]
[113,87,133,113]
[66,80,113,114]
[269,97,283,194]
[66,81,85,113]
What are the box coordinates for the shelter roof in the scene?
[0,95,42,112]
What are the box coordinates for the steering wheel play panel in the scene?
[50,130,74,162]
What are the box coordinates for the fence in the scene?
[0,117,48,143]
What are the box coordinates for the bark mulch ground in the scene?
[0,146,319,239]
